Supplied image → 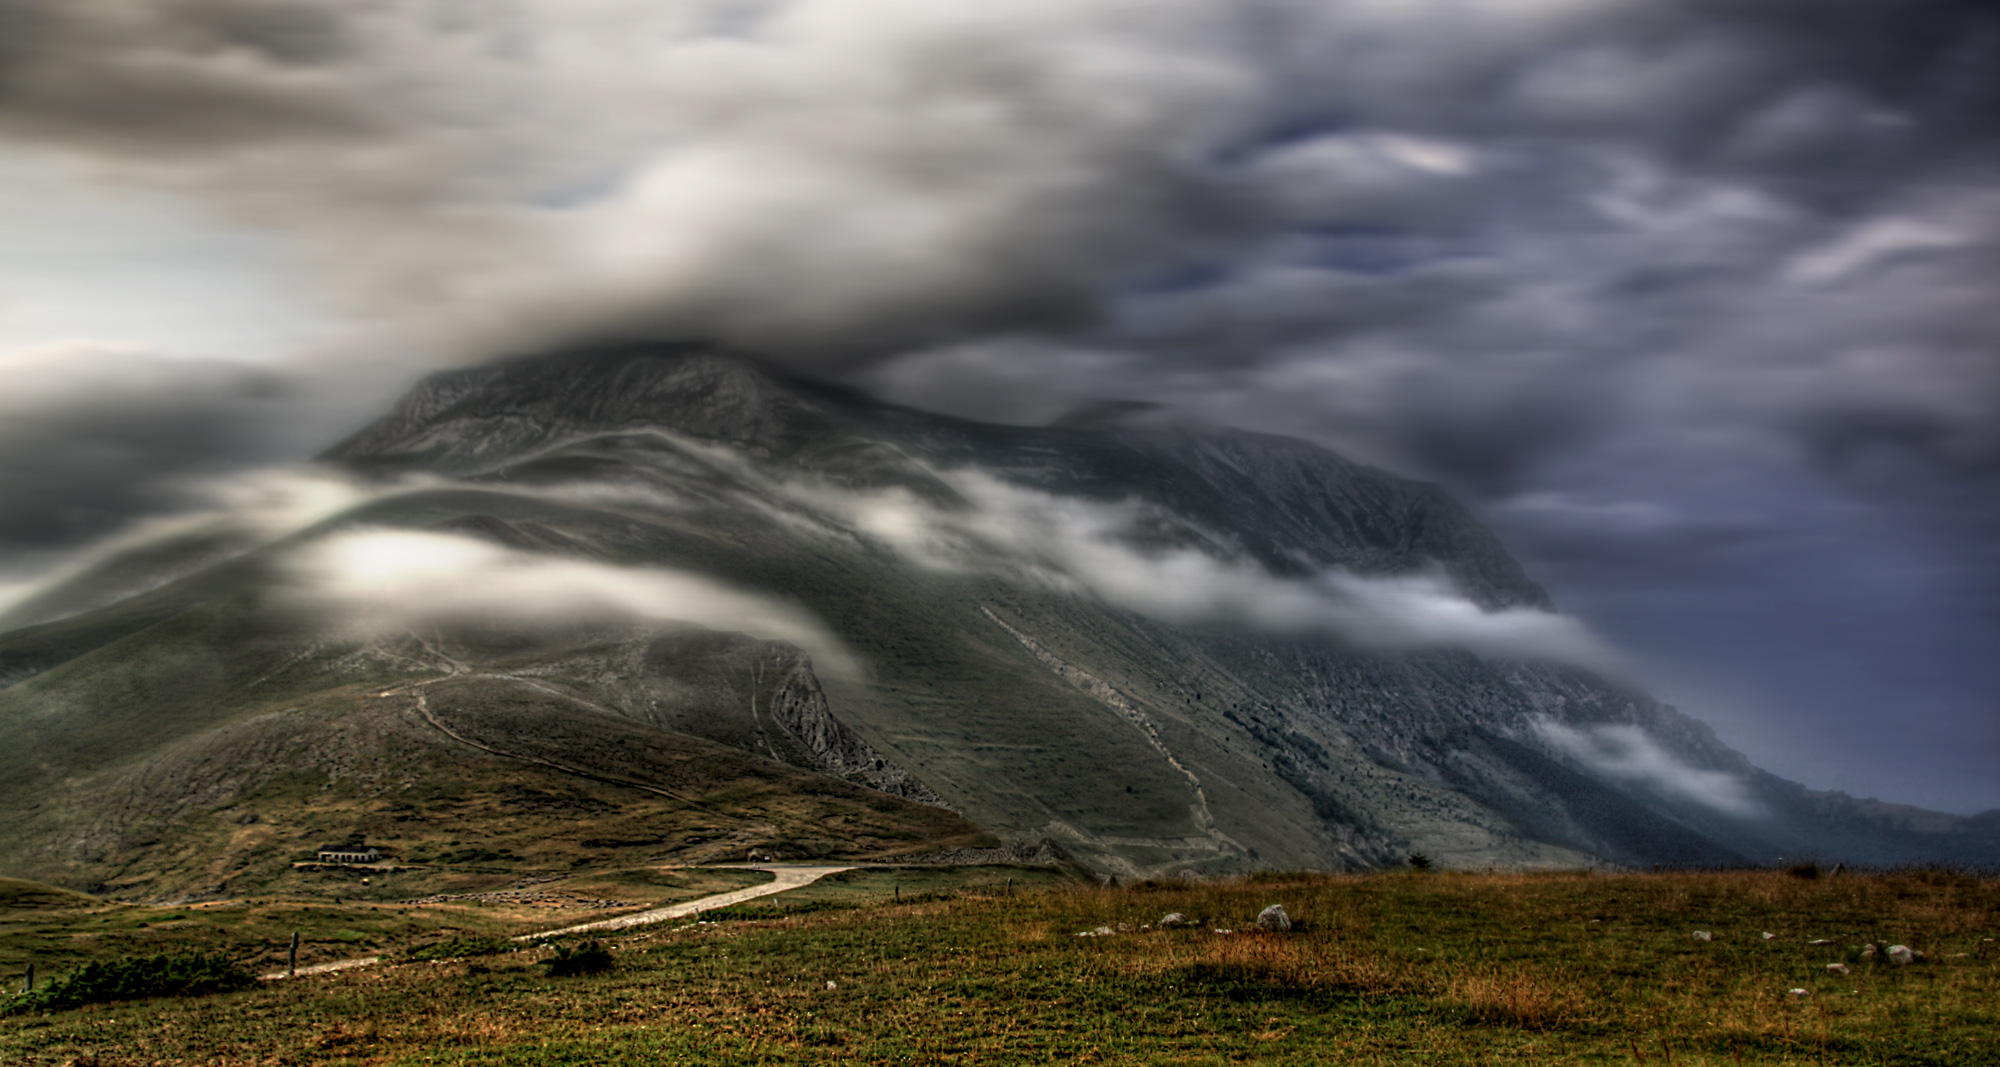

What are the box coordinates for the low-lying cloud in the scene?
[1534,718,1760,818]
[777,465,1618,669]
[0,462,426,626]
[281,527,859,677]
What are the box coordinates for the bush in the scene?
[542,940,614,977]
[1786,861,1821,880]
[3,952,255,1014]
[701,899,850,922]
[1407,853,1433,871]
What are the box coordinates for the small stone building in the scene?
[316,844,382,864]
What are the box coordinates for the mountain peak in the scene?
[324,340,833,472]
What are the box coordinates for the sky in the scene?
[0,0,1995,813]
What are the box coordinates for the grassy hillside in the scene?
[1,867,1993,1064]
[0,553,997,899]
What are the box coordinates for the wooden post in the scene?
[21,963,31,994]
[1006,878,1012,897]
[894,884,900,900]
[288,932,300,978]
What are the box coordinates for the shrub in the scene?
[1407,853,1433,871]
[701,899,850,922]
[542,940,614,977]
[1786,861,1821,879]
[3,952,255,1014]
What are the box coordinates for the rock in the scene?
[826,980,838,990]
[1158,912,1189,928]
[1788,988,1810,998]
[1809,939,1835,945]
[1887,945,1915,965]
[1256,904,1293,932]
[1761,931,1774,940]
[1692,931,1712,942]
[1214,928,1233,935]
[1860,944,1878,960]
[1827,963,1850,975]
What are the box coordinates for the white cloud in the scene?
[1534,718,1760,817]
[1784,217,1970,287]
[0,464,434,627]
[764,464,1620,668]
[281,527,858,676]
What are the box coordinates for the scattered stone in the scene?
[1692,931,1713,942]
[1886,945,1915,965]
[1214,929,1233,935]
[1256,904,1293,932]
[1761,931,1775,940]
[1826,963,1850,975]
[1809,939,1835,945]
[826,980,838,990]
[1860,944,1879,961]
[1788,988,1810,998]
[1159,913,1190,928]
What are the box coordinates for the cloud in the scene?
[3,1,1994,496]
[3,0,1986,378]
[769,465,1618,668]
[0,341,362,553]
[1533,718,1761,818]
[280,527,858,676]
[0,461,432,626]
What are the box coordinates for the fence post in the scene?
[21,963,30,994]
[288,932,300,978]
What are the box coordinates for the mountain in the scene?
[0,341,1992,898]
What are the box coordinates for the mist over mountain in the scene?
[0,340,1990,898]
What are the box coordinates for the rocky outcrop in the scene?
[761,656,950,807]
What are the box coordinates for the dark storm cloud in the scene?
[0,346,340,553]
[0,1,377,154]
[2,0,1997,806]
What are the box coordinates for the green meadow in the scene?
[2,867,1995,1065]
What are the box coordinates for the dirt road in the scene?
[526,864,854,938]
[260,864,852,980]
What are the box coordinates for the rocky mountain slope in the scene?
[0,341,1992,896]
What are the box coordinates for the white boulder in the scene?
[1256,904,1292,932]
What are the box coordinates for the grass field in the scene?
[2,866,1995,1065]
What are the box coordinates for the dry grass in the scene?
[0,867,1994,1065]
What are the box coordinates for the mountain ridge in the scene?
[0,339,1992,898]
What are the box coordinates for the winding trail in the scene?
[259,864,852,981]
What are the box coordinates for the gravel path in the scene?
[260,864,853,981]
[525,864,854,938]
